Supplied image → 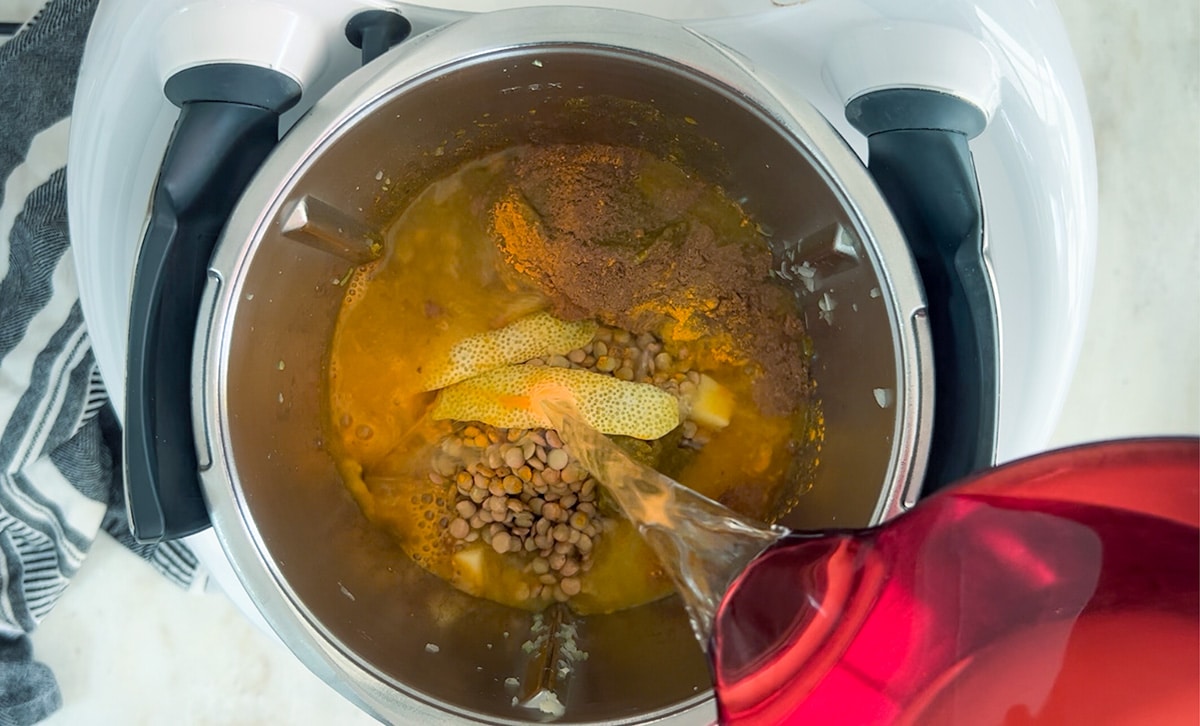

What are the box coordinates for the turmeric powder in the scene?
[491,195,543,280]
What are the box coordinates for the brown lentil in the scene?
[503,446,525,469]
[546,448,569,471]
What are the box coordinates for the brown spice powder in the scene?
[491,143,810,416]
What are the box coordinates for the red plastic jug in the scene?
[711,439,1199,725]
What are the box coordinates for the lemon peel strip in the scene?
[421,312,597,391]
[432,366,680,440]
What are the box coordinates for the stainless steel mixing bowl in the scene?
[195,7,931,723]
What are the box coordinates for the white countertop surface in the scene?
[3,0,1196,723]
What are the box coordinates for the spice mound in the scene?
[492,143,810,416]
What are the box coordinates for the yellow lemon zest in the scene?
[432,365,680,440]
[421,312,596,391]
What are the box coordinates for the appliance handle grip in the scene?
[345,10,413,66]
[847,88,1000,495]
[125,66,300,543]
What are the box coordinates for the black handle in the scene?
[847,89,999,495]
[345,10,412,66]
[125,65,300,543]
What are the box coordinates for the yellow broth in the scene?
[326,147,817,615]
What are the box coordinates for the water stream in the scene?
[538,396,786,645]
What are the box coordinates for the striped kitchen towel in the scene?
[1,2,203,723]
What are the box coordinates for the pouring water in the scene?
[538,390,1199,726]
[539,395,785,645]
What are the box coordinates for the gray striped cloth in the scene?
[1,2,203,723]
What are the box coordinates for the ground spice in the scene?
[489,143,811,416]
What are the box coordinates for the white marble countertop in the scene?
[5,0,1197,723]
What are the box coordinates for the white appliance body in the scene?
[66,0,1097,702]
